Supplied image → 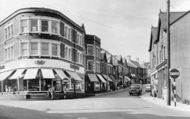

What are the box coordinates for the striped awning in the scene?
[88,74,99,82]
[54,69,68,80]
[41,69,55,79]
[102,74,113,82]
[0,70,14,81]
[97,74,106,83]
[24,69,39,80]
[9,69,25,80]
[66,71,82,81]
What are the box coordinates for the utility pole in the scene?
[167,0,171,106]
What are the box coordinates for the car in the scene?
[129,84,142,96]
[145,84,151,92]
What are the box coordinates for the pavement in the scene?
[140,93,190,112]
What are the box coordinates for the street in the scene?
[0,89,190,119]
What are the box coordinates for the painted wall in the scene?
[171,13,190,101]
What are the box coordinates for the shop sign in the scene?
[0,65,5,70]
[70,64,79,70]
[35,60,46,65]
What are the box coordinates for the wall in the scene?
[171,13,190,101]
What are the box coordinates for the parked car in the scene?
[129,84,142,96]
[145,84,151,92]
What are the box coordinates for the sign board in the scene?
[170,68,180,79]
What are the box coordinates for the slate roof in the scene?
[148,26,158,52]
[154,11,185,43]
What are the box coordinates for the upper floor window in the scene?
[41,20,49,32]
[87,60,93,71]
[21,19,28,33]
[21,42,29,56]
[41,42,49,55]
[52,43,58,57]
[52,21,58,34]
[30,19,38,32]
[30,42,38,56]
[4,24,14,40]
[87,45,93,55]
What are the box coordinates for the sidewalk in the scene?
[141,93,190,112]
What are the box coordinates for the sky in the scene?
[0,0,190,62]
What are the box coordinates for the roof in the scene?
[130,60,141,68]
[0,7,84,31]
[127,59,137,68]
[148,26,158,52]
[155,11,185,43]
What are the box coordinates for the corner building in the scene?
[0,8,85,98]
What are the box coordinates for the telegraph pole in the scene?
[167,0,171,106]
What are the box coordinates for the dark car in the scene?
[129,84,142,96]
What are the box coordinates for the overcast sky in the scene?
[0,0,190,62]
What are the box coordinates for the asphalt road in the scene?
[0,89,190,119]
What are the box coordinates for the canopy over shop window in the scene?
[88,74,99,82]
[24,69,39,79]
[97,74,106,83]
[9,69,25,80]
[66,71,82,81]
[41,69,55,79]
[54,69,68,80]
[0,70,14,81]
[102,74,113,82]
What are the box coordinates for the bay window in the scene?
[21,42,29,56]
[52,43,58,57]
[30,19,38,32]
[21,19,28,33]
[52,21,58,34]
[41,20,49,32]
[41,42,49,55]
[87,45,93,55]
[30,42,38,55]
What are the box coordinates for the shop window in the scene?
[21,42,29,56]
[41,42,49,56]
[30,42,38,56]
[52,21,58,34]
[52,43,58,57]
[20,19,28,33]
[87,45,93,55]
[41,20,49,32]
[30,19,38,32]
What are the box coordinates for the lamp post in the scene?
[167,0,171,106]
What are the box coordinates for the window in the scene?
[68,28,72,40]
[21,42,29,56]
[87,45,93,55]
[52,21,58,34]
[64,26,68,38]
[5,29,7,40]
[52,43,58,56]
[65,46,68,59]
[41,43,49,55]
[41,20,49,32]
[68,48,71,60]
[30,19,38,32]
[21,19,28,33]
[87,61,93,71]
[10,25,13,37]
[30,42,38,55]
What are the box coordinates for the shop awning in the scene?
[97,74,106,83]
[41,69,55,79]
[0,70,14,81]
[124,76,131,81]
[109,75,116,82]
[88,74,99,82]
[24,69,39,79]
[66,71,82,81]
[9,69,25,80]
[102,74,113,82]
[54,69,68,80]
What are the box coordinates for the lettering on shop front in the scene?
[35,60,46,65]
[70,64,79,70]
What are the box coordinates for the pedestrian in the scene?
[50,86,55,100]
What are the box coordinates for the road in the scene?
[0,89,190,119]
